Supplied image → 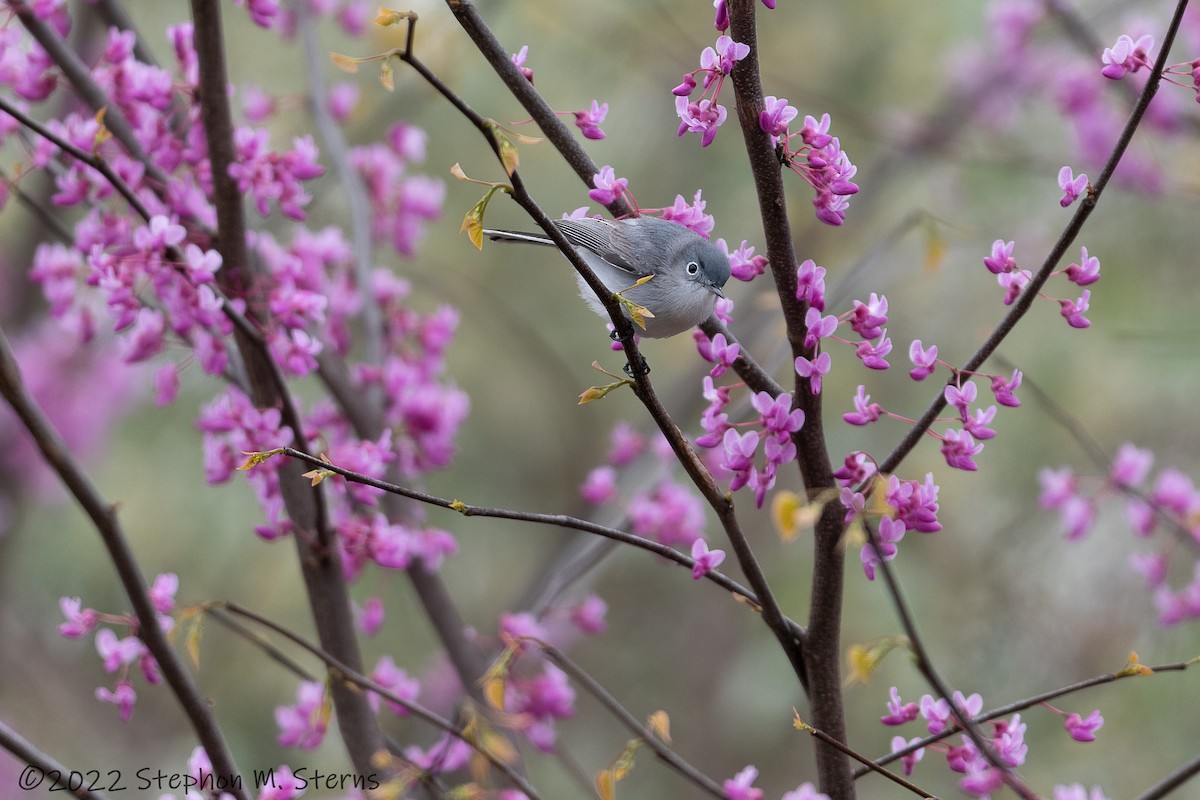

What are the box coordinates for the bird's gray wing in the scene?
[553,218,642,276]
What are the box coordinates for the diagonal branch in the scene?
[878,0,1191,478]
[0,327,248,800]
[187,0,384,774]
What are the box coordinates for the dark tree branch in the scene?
[725,1,847,793]
[0,718,111,800]
[188,0,385,774]
[0,328,248,800]
[878,0,1191,478]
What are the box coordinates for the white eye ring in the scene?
[686,261,700,276]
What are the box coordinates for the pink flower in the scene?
[1064,709,1104,742]
[723,765,764,800]
[690,538,726,579]
[58,597,98,638]
[1058,166,1088,207]
[96,680,137,721]
[588,165,629,205]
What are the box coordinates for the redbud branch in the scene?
[268,446,802,640]
[726,2,847,794]
[861,519,1040,798]
[188,0,386,774]
[1136,752,1200,800]
[866,655,1195,775]
[878,0,1191,478]
[538,642,727,798]
[0,718,111,800]
[793,716,938,799]
[217,602,545,800]
[0,328,249,800]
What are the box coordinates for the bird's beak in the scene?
[709,284,726,299]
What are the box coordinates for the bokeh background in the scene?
[1,0,1198,797]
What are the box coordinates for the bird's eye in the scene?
[686,261,700,276]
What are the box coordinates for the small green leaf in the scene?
[579,379,633,404]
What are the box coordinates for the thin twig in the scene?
[794,715,939,798]
[188,0,384,774]
[878,0,1191,477]
[0,719,111,800]
[540,643,726,798]
[867,656,1195,774]
[219,602,545,800]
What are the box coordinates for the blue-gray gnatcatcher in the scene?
[484,216,731,338]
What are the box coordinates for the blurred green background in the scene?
[1,0,1198,797]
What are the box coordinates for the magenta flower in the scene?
[843,385,882,426]
[944,380,978,422]
[908,339,938,381]
[570,595,608,634]
[58,597,98,638]
[369,655,421,715]
[1064,710,1104,742]
[861,516,906,580]
[1058,166,1088,207]
[95,628,144,673]
[511,44,534,82]
[891,736,925,776]
[690,538,726,579]
[795,259,827,310]
[148,572,179,615]
[760,95,798,144]
[1110,443,1153,488]
[726,239,768,281]
[658,189,715,237]
[1065,245,1100,286]
[990,368,1022,407]
[723,765,764,800]
[675,96,728,147]
[804,306,838,349]
[881,686,920,725]
[849,293,888,339]
[580,466,618,505]
[855,331,892,370]
[275,681,328,750]
[983,239,1017,274]
[358,596,385,636]
[941,428,983,471]
[1101,34,1154,80]
[1059,289,1092,328]
[588,165,629,205]
[794,351,831,395]
[573,100,608,140]
[96,680,137,721]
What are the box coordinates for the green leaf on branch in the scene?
[236,448,285,471]
[453,166,512,250]
[615,275,655,331]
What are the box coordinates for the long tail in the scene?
[482,228,556,246]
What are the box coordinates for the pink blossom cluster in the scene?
[759,107,859,226]
[837,469,941,580]
[348,123,445,256]
[882,687,1104,797]
[1041,443,1200,625]
[969,8,1171,192]
[672,34,750,147]
[983,238,1096,327]
[57,573,178,720]
[580,422,713,550]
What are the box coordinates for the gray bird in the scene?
[484,216,731,338]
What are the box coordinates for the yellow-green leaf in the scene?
[330,51,362,72]
[236,448,284,471]
[379,60,395,91]
[647,710,671,743]
[374,8,413,27]
[579,379,632,405]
